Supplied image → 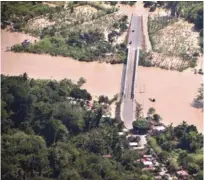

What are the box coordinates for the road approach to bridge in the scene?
[121,14,142,129]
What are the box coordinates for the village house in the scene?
[176,170,189,179]
[152,125,166,135]
[102,154,112,158]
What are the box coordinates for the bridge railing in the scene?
[131,48,140,99]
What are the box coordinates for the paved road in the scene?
[122,14,142,129]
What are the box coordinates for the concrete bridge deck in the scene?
[120,14,143,129]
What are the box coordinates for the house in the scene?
[152,125,166,135]
[129,142,138,147]
[126,134,137,139]
[131,146,144,150]
[152,126,166,131]
[142,166,155,171]
[138,158,153,167]
[143,160,153,167]
[103,154,112,158]
[122,128,129,132]
[118,132,124,136]
[143,155,153,158]
[176,170,189,178]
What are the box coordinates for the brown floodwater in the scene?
[1,29,203,132]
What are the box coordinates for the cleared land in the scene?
[148,15,201,71]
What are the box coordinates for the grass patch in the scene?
[148,136,162,154]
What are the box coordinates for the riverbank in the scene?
[1,29,203,132]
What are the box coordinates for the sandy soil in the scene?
[27,18,55,31]
[152,19,200,56]
[1,30,203,132]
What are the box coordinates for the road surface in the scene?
[121,14,142,129]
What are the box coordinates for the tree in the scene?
[119,22,128,32]
[22,72,28,81]
[77,77,86,87]
[194,83,203,108]
[54,102,85,134]
[195,171,203,180]
[140,174,154,180]
[167,158,179,172]
[98,95,109,104]
[132,119,151,133]
[2,131,50,179]
[153,114,162,123]
[187,163,200,174]
[148,107,155,115]
[44,119,69,145]
[70,88,92,100]
[110,1,117,6]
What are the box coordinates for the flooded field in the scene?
[1,29,203,131]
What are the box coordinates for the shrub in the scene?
[132,119,151,133]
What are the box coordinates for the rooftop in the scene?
[152,126,166,131]
[176,170,189,176]
[129,142,138,146]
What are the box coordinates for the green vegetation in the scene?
[106,1,137,7]
[148,107,155,115]
[164,2,203,30]
[144,1,203,31]
[7,1,129,63]
[148,137,162,154]
[148,122,203,175]
[194,83,203,108]
[2,74,156,180]
[1,2,60,30]
[146,2,203,71]
[120,1,137,6]
[132,118,151,134]
[139,50,152,67]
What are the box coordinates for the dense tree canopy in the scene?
[1,74,155,180]
[148,121,203,175]
[132,118,151,133]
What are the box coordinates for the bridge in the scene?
[120,14,143,129]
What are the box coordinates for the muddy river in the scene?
[1,29,203,131]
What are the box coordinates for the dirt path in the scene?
[1,29,203,132]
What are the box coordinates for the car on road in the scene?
[129,41,132,44]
